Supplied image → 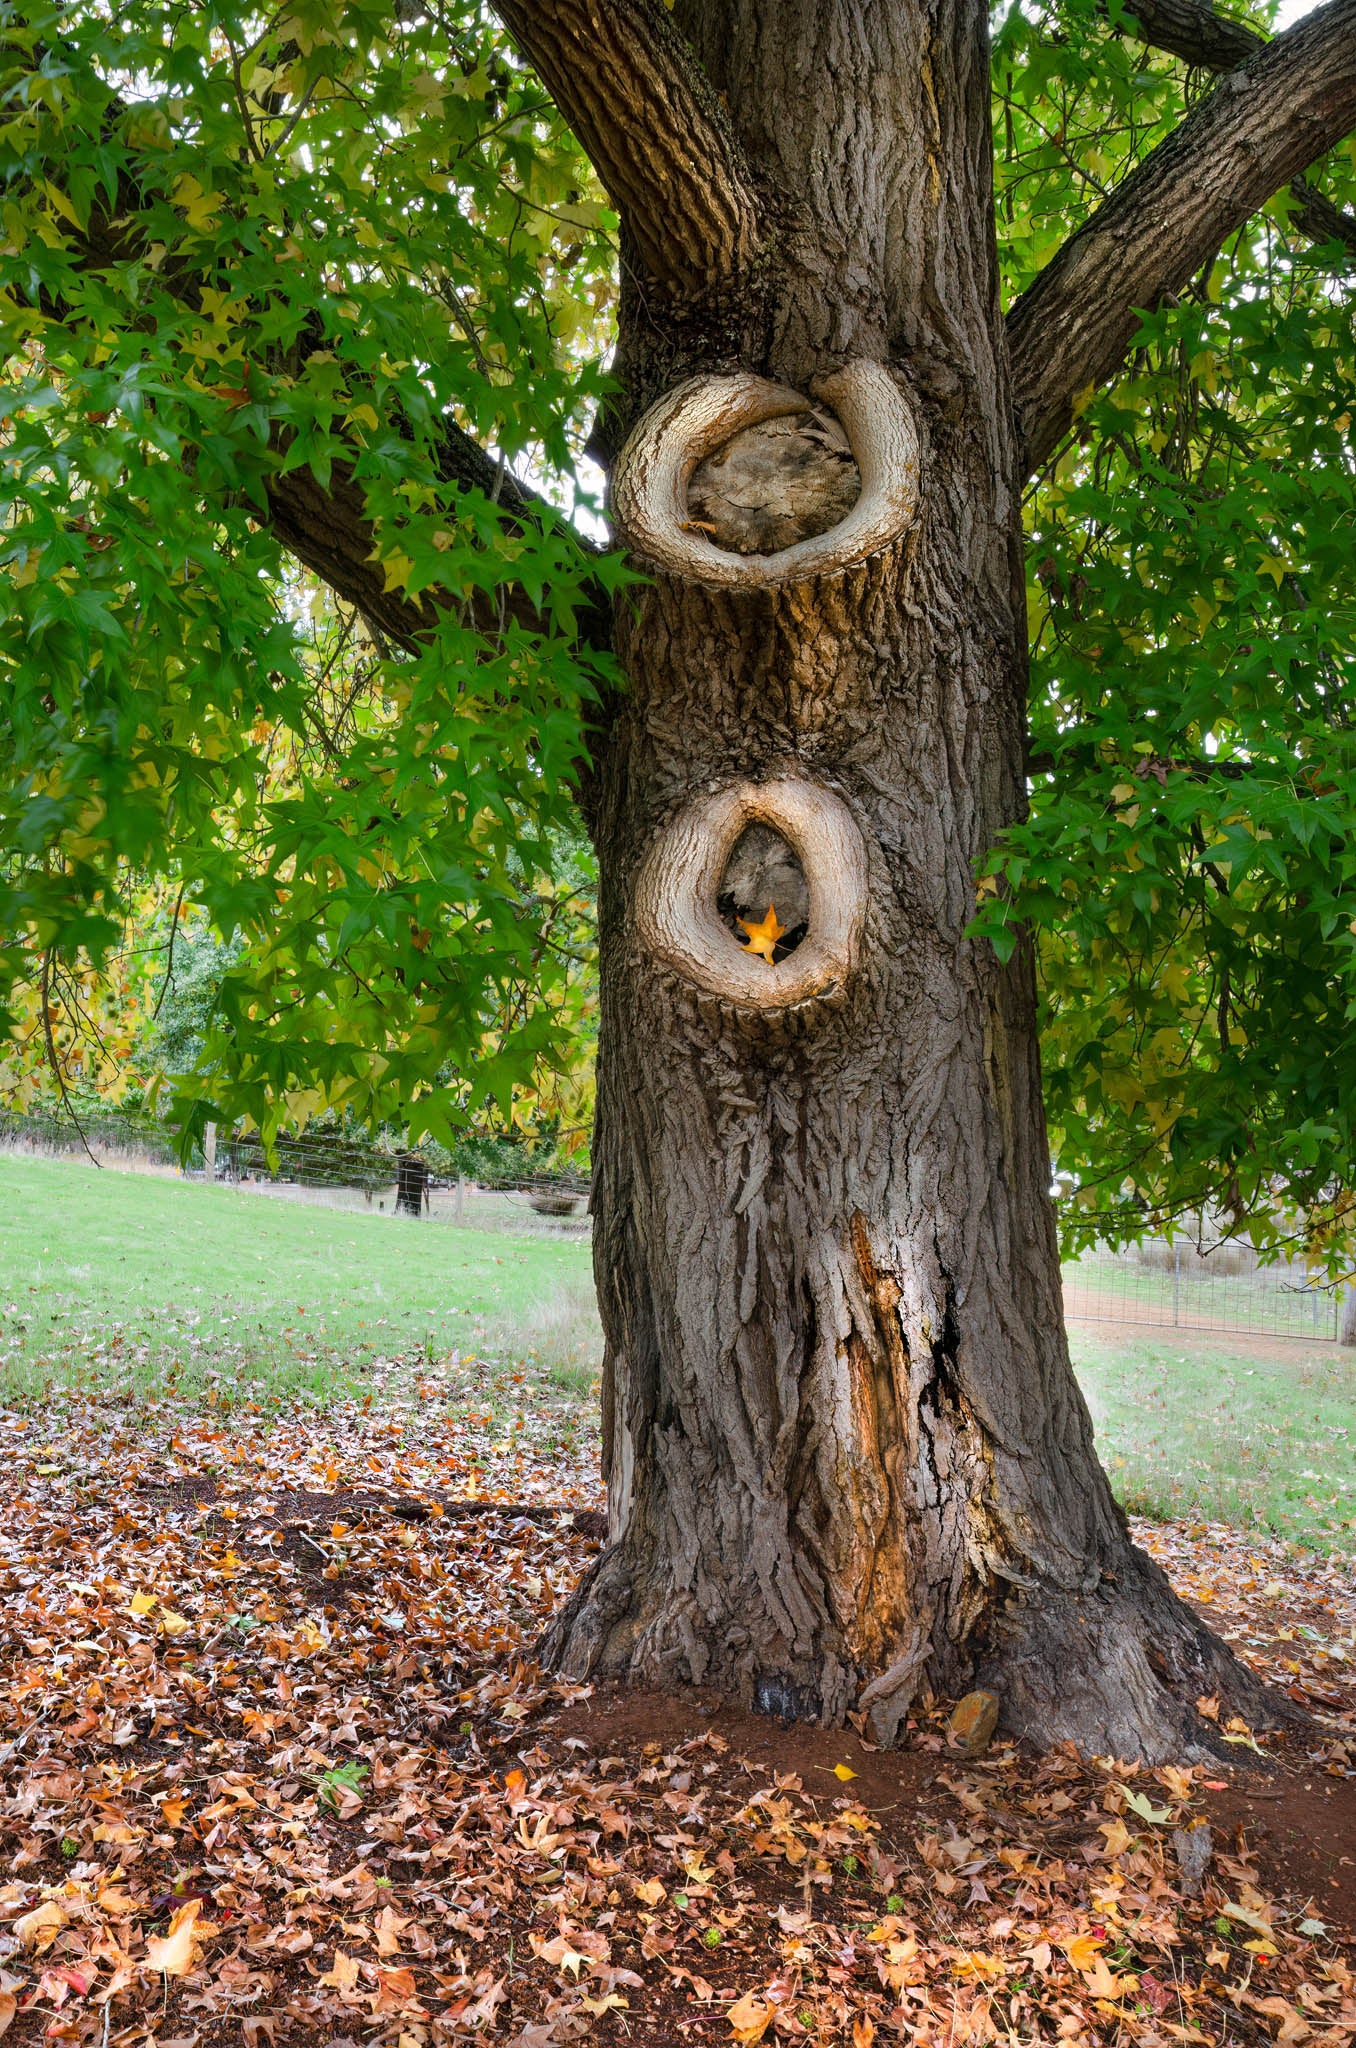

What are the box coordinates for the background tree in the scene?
[2,0,1354,1757]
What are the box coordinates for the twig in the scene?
[40,948,100,1168]
[152,882,188,1020]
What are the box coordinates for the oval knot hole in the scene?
[632,777,869,1012]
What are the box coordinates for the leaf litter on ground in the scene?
[0,1384,1353,2048]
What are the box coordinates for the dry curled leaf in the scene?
[727,1990,776,2044]
[144,1898,216,1978]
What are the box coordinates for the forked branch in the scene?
[1009,0,1356,474]
[1117,0,1356,257]
[492,0,763,298]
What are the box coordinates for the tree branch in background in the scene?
[55,147,607,654]
[1116,0,1356,256]
[491,0,764,299]
[264,431,604,656]
[1008,0,1356,473]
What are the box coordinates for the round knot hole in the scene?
[634,777,869,1012]
[612,360,921,588]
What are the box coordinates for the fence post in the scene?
[454,1176,467,1226]
[1173,1243,1180,1326]
[204,1122,217,1179]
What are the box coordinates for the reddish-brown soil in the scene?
[550,1684,1356,1938]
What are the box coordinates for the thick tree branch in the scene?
[54,148,606,654]
[491,0,763,299]
[1117,0,1356,256]
[1009,0,1356,474]
[1113,0,1268,68]
[264,423,597,655]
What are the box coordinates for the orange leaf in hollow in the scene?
[737,903,786,965]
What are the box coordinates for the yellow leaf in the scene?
[1061,1931,1104,1973]
[1098,1817,1133,1858]
[158,1610,191,1637]
[14,1900,67,1950]
[171,173,222,233]
[1085,1955,1128,1999]
[380,550,415,593]
[144,1898,215,1977]
[1221,1899,1275,1938]
[635,1879,666,1906]
[727,1991,775,2044]
[96,1883,139,1918]
[581,1991,630,2015]
[532,1932,589,1979]
[832,1762,857,1782]
[320,1948,362,1991]
[41,180,84,231]
[128,1591,156,1616]
[737,902,786,965]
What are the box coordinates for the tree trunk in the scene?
[542,0,1280,1758]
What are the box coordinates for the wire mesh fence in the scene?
[1062,1240,1341,1341]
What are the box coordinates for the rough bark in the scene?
[538,0,1283,1760]
[1117,0,1356,258]
[1010,0,1356,471]
[492,0,764,299]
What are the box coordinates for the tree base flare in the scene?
[539,1528,1295,1766]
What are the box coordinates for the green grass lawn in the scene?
[0,1153,596,1408]
[1070,1324,1356,1552]
[4,1153,1354,1553]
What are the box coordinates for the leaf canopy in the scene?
[2,0,1353,1266]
